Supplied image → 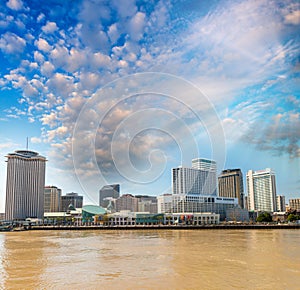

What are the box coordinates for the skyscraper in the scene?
[172,158,217,196]
[247,168,277,212]
[276,195,286,212]
[99,184,120,208]
[218,169,244,208]
[44,186,62,212]
[5,150,47,220]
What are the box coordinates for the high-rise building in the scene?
[289,198,300,211]
[115,194,138,212]
[99,184,120,208]
[5,150,47,220]
[172,158,217,196]
[247,168,277,212]
[276,195,286,212]
[44,186,62,212]
[218,169,244,208]
[60,192,83,212]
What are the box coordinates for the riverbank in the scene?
[26,223,300,231]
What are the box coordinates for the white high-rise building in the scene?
[247,168,277,212]
[172,158,217,196]
[5,150,47,220]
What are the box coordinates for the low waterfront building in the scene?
[158,193,238,221]
[106,210,136,226]
[166,212,220,225]
[81,205,106,223]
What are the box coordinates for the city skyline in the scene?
[0,0,299,211]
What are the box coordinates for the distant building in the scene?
[157,194,173,213]
[136,195,157,213]
[276,195,286,212]
[172,158,217,196]
[218,169,244,208]
[5,150,47,220]
[61,192,83,212]
[289,198,300,212]
[99,184,120,208]
[115,194,138,212]
[247,168,277,212]
[44,186,62,212]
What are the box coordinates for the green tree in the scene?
[287,214,300,222]
[256,212,272,223]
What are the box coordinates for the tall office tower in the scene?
[115,194,138,212]
[5,150,47,220]
[44,186,62,212]
[247,168,277,212]
[218,169,244,208]
[99,184,120,208]
[192,158,217,196]
[172,158,217,196]
[60,192,83,212]
[276,195,286,212]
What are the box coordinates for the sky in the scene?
[0,0,299,211]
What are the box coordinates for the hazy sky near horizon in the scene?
[0,0,299,210]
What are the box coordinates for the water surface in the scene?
[0,229,299,289]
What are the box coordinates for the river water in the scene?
[0,229,299,290]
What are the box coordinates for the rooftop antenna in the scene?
[26,137,28,150]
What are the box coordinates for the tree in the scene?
[256,212,272,223]
[287,214,300,222]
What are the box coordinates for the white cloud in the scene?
[6,0,23,11]
[30,137,42,143]
[0,32,26,54]
[284,10,300,25]
[41,61,55,77]
[128,12,146,41]
[42,21,59,34]
[35,38,52,52]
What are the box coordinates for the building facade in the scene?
[172,158,217,196]
[247,168,277,212]
[99,184,120,208]
[218,169,244,208]
[115,194,138,212]
[289,198,300,211]
[44,186,62,212]
[276,195,286,212]
[136,195,158,213]
[60,192,83,212]
[5,150,47,220]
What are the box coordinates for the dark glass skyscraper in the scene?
[218,169,244,208]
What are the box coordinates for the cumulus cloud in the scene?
[35,38,52,52]
[0,32,26,54]
[42,21,59,33]
[6,0,23,11]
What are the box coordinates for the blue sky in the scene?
[0,0,299,210]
